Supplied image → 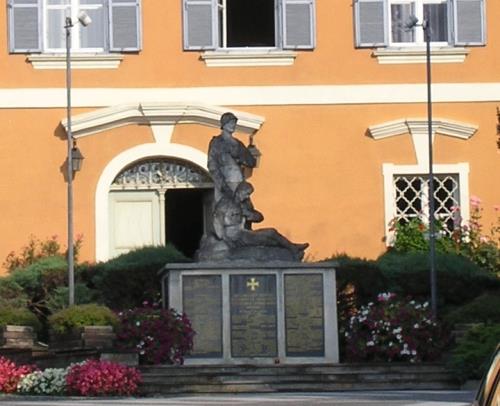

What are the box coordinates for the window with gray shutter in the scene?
[282,0,315,49]
[183,0,217,50]
[109,0,142,51]
[8,0,41,53]
[354,0,387,47]
[453,0,485,45]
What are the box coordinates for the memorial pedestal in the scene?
[160,262,338,365]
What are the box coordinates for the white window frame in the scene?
[388,0,449,47]
[44,0,106,53]
[383,163,470,246]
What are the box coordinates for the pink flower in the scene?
[470,195,482,207]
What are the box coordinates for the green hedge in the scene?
[445,291,500,325]
[0,306,42,332]
[377,251,499,306]
[448,324,500,382]
[48,304,118,334]
[80,245,188,310]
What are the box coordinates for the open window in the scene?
[183,0,315,51]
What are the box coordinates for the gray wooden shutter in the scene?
[282,0,315,49]
[452,0,485,45]
[8,0,41,53]
[183,0,217,50]
[354,0,387,48]
[109,0,142,51]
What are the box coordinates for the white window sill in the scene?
[27,54,124,70]
[373,47,469,64]
[200,50,297,67]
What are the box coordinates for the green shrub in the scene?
[377,251,499,306]
[45,284,100,314]
[83,245,188,310]
[324,254,387,327]
[48,304,118,334]
[0,278,29,308]
[0,306,42,332]
[448,324,500,382]
[444,291,500,326]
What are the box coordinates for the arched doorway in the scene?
[108,157,213,259]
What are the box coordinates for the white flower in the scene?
[367,341,375,346]
[136,321,141,326]
[414,323,419,329]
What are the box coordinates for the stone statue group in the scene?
[196,112,308,262]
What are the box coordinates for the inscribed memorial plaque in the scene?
[183,275,222,357]
[230,274,277,357]
[285,274,324,356]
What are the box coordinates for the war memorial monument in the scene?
[161,113,339,364]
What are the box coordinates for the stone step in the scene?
[138,363,459,395]
[140,363,450,376]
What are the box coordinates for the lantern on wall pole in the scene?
[65,10,91,306]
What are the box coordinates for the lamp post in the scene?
[405,15,437,319]
[65,11,90,306]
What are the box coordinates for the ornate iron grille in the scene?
[111,159,213,190]
[393,173,460,235]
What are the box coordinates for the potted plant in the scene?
[0,307,41,349]
[48,304,118,350]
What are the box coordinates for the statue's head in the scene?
[235,181,254,200]
[220,112,237,129]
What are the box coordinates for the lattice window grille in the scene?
[111,159,213,190]
[393,173,461,235]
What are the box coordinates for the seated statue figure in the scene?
[210,182,308,261]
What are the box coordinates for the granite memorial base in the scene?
[161,262,338,365]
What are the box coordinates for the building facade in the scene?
[0,0,498,273]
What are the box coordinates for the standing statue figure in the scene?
[196,112,308,262]
[207,112,256,204]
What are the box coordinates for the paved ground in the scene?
[0,390,475,406]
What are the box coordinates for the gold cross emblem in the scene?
[246,278,260,291]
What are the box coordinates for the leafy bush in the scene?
[448,324,500,382]
[0,278,28,308]
[66,360,141,396]
[389,197,500,276]
[17,368,68,395]
[325,254,388,328]
[342,293,448,363]
[116,304,194,365]
[3,234,82,273]
[0,357,35,393]
[45,284,100,314]
[83,245,188,310]
[48,304,118,334]
[0,306,42,333]
[377,251,499,306]
[445,291,500,326]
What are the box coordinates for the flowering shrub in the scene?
[0,357,35,393]
[116,303,194,365]
[390,197,499,276]
[17,368,68,395]
[449,197,499,276]
[342,293,447,363]
[66,360,141,396]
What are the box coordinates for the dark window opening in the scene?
[226,0,275,47]
[165,189,207,259]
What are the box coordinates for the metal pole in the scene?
[66,17,75,306]
[424,20,437,318]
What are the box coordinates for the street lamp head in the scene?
[77,11,92,27]
[403,15,419,31]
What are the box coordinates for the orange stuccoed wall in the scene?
[0,1,499,274]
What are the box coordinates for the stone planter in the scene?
[0,325,36,348]
[49,326,116,351]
